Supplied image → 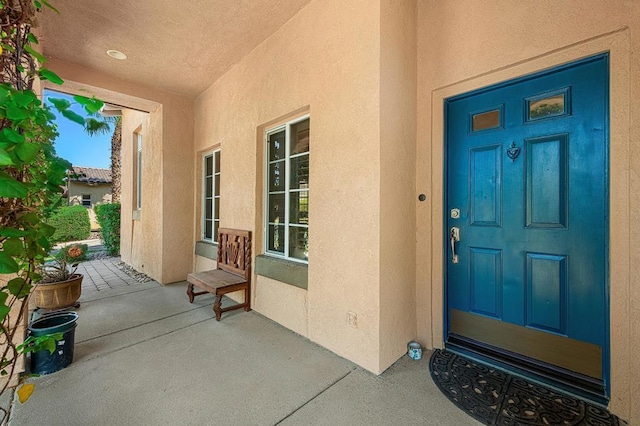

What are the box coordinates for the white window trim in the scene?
[81,194,91,207]
[202,149,220,243]
[263,114,309,264]
[135,131,143,210]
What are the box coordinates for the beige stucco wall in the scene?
[193,0,392,372]
[46,59,195,284]
[378,0,417,372]
[415,1,640,421]
[120,109,161,279]
[67,182,111,208]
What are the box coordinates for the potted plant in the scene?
[32,245,85,310]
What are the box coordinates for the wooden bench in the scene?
[186,228,251,321]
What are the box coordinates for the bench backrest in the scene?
[217,228,251,282]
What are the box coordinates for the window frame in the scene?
[202,149,221,243]
[263,114,309,264]
[135,130,143,210]
[81,194,91,207]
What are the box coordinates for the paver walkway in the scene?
[76,256,147,293]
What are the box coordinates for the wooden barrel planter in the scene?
[33,274,83,310]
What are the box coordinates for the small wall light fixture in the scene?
[106,49,127,60]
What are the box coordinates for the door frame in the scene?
[422,30,632,414]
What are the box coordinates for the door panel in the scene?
[525,252,567,334]
[470,145,502,226]
[469,247,502,318]
[445,55,608,391]
[525,135,568,228]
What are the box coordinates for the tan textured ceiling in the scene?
[40,0,312,98]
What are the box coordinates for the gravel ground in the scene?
[86,250,111,261]
[112,259,154,283]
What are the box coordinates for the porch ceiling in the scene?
[39,0,312,98]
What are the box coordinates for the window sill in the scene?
[195,240,218,260]
[255,255,308,290]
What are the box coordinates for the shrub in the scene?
[96,203,121,256]
[48,205,91,243]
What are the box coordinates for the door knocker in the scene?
[507,141,521,161]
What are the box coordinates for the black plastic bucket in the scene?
[28,312,78,375]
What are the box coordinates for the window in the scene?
[81,194,91,207]
[203,150,221,242]
[472,109,500,131]
[265,116,309,262]
[135,130,142,210]
[525,88,570,122]
[470,105,503,132]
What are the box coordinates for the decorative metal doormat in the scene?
[429,349,625,425]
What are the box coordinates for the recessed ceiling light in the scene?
[107,50,127,60]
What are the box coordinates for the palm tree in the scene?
[85,115,122,202]
[109,118,122,203]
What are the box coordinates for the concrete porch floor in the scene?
[9,257,478,426]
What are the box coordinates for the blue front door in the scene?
[445,55,609,395]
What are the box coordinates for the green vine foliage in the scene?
[0,0,105,411]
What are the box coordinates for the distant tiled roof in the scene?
[70,166,111,184]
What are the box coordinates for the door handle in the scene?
[450,227,460,264]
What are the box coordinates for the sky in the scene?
[44,90,113,169]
